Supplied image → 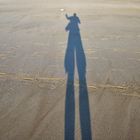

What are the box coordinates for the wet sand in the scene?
[0,0,140,140]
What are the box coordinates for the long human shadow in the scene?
[64,13,92,140]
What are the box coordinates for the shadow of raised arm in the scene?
[65,14,70,20]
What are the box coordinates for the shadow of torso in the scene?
[65,14,86,81]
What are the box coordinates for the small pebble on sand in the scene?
[60,8,65,12]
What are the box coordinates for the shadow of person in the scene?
[64,13,92,140]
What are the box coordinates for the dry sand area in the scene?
[0,0,140,140]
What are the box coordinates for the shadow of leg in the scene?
[79,79,92,140]
[65,78,75,140]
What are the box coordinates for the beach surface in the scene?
[0,0,140,140]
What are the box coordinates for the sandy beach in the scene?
[0,0,140,140]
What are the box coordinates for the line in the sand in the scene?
[0,71,139,98]
[0,72,65,81]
